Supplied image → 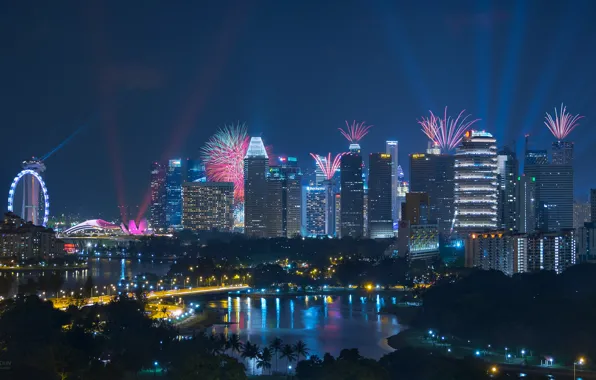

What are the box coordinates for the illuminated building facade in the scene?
[244,137,269,237]
[266,159,302,238]
[150,162,167,231]
[165,159,183,228]
[454,131,498,234]
[552,141,573,165]
[577,223,596,263]
[305,186,326,236]
[335,193,341,237]
[531,165,573,231]
[591,189,596,224]
[186,159,206,182]
[497,147,518,231]
[0,212,63,259]
[182,182,234,232]
[515,175,537,233]
[398,192,439,260]
[574,201,591,229]
[385,141,399,225]
[340,151,364,238]
[525,229,576,273]
[465,232,514,276]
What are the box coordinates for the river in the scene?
[194,294,402,361]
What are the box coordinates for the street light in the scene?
[574,357,585,380]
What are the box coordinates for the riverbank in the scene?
[0,264,88,271]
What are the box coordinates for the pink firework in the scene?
[201,123,250,202]
[544,103,584,140]
[339,120,373,143]
[417,107,480,151]
[310,153,344,180]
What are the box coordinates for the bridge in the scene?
[49,284,250,309]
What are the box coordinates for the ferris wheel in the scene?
[7,159,49,226]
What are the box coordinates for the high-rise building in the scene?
[340,151,364,238]
[465,232,514,276]
[182,182,234,232]
[244,137,269,237]
[515,174,537,233]
[573,201,591,229]
[386,141,399,225]
[531,165,573,231]
[165,159,183,228]
[368,153,393,238]
[577,223,596,263]
[497,147,518,231]
[524,150,548,166]
[409,153,455,235]
[591,189,596,224]
[454,131,498,234]
[402,192,430,225]
[552,141,574,165]
[186,159,206,182]
[265,159,303,238]
[398,192,439,260]
[305,186,326,236]
[150,162,167,231]
[335,193,341,237]
[525,230,576,273]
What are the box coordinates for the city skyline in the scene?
[3,0,596,216]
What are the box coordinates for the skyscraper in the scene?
[515,174,537,233]
[573,201,591,229]
[186,159,206,182]
[368,153,393,238]
[532,165,573,231]
[305,186,326,236]
[591,189,596,224]
[497,147,518,231]
[524,150,548,166]
[149,162,166,231]
[552,141,574,165]
[340,151,364,238]
[265,159,303,238]
[182,182,234,232]
[454,131,498,234]
[165,159,182,228]
[244,137,268,237]
[386,141,399,225]
[409,153,455,235]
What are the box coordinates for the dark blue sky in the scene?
[2,0,595,218]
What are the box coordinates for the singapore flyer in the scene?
[7,164,50,227]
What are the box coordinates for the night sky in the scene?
[2,0,596,219]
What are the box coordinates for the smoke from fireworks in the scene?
[339,120,373,143]
[418,107,480,151]
[310,153,344,180]
[201,123,249,202]
[544,103,584,140]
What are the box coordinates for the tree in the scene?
[257,347,273,375]
[269,337,283,373]
[294,339,309,362]
[280,344,296,374]
[228,333,242,358]
[240,341,259,374]
[83,276,93,298]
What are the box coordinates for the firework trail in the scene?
[201,123,250,202]
[339,120,373,143]
[310,153,344,180]
[417,107,480,151]
[544,103,584,140]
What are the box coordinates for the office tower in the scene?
[368,153,393,238]
[497,147,518,231]
[182,182,234,232]
[150,162,167,231]
[577,223,596,262]
[335,194,341,237]
[552,141,574,165]
[532,165,573,231]
[386,141,399,225]
[454,131,498,234]
[186,159,206,182]
[515,175,536,233]
[165,159,183,228]
[396,165,408,222]
[398,192,439,260]
[591,189,596,223]
[465,232,514,276]
[340,151,364,238]
[524,150,548,166]
[409,153,455,235]
[574,201,591,229]
[525,230,576,273]
[305,186,326,236]
[243,137,269,237]
[265,159,303,238]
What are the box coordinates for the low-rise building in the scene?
[0,212,63,259]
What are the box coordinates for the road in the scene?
[49,284,249,309]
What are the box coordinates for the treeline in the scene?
[414,264,596,361]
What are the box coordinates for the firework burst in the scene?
[310,152,344,180]
[339,120,373,143]
[418,107,480,151]
[544,103,584,140]
[201,123,249,202]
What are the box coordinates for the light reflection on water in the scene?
[206,294,401,361]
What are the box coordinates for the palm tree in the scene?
[256,347,273,375]
[228,333,242,358]
[269,337,283,373]
[241,341,260,374]
[280,344,297,374]
[293,339,309,362]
